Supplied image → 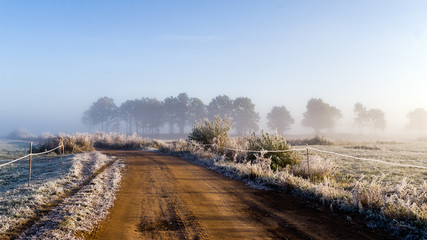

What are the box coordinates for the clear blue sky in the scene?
[1,0,426,135]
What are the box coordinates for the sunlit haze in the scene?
[1,0,426,137]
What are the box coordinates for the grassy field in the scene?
[0,139,29,160]
[303,141,427,185]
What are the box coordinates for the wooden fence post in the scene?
[306,145,310,180]
[60,140,63,165]
[28,142,32,186]
[62,141,65,164]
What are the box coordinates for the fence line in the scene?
[221,146,307,153]
[189,142,427,170]
[0,143,63,169]
[193,143,306,153]
[0,155,31,168]
[307,146,427,170]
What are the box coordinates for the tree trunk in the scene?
[169,117,174,135]
[314,127,320,135]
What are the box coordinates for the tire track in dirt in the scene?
[137,157,207,240]
[87,150,397,240]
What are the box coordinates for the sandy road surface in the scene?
[85,150,395,240]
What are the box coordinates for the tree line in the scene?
[82,93,427,136]
[82,93,261,136]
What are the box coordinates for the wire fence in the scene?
[0,141,65,186]
[197,142,427,170]
[307,146,427,170]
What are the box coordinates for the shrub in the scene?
[92,132,150,150]
[188,116,231,149]
[247,131,302,171]
[36,133,94,154]
[222,137,248,163]
[292,155,336,181]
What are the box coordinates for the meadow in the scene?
[0,139,29,160]
[304,141,427,186]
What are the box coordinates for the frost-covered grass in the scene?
[307,141,427,185]
[0,139,29,160]
[9,132,426,238]
[36,132,159,154]
[91,132,156,150]
[158,138,427,239]
[0,152,124,239]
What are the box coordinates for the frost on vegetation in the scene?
[188,116,231,149]
[37,132,157,154]
[0,152,124,240]
[157,137,427,239]
[36,133,94,154]
[91,132,153,150]
[18,159,124,240]
[292,155,336,181]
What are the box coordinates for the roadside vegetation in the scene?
[2,126,426,239]
[157,117,426,239]
[0,151,124,239]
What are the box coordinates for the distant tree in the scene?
[368,109,386,135]
[82,97,118,132]
[119,100,136,135]
[267,106,294,135]
[144,98,165,135]
[163,96,177,134]
[175,93,190,134]
[353,102,369,135]
[133,98,147,134]
[353,103,386,135]
[163,93,190,135]
[188,97,206,127]
[329,106,343,131]
[207,95,233,120]
[406,108,427,134]
[232,97,260,135]
[301,98,342,135]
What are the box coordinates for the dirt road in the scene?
[85,150,394,240]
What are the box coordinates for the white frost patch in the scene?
[0,152,124,240]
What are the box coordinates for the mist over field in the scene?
[1,1,426,139]
[1,93,425,141]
